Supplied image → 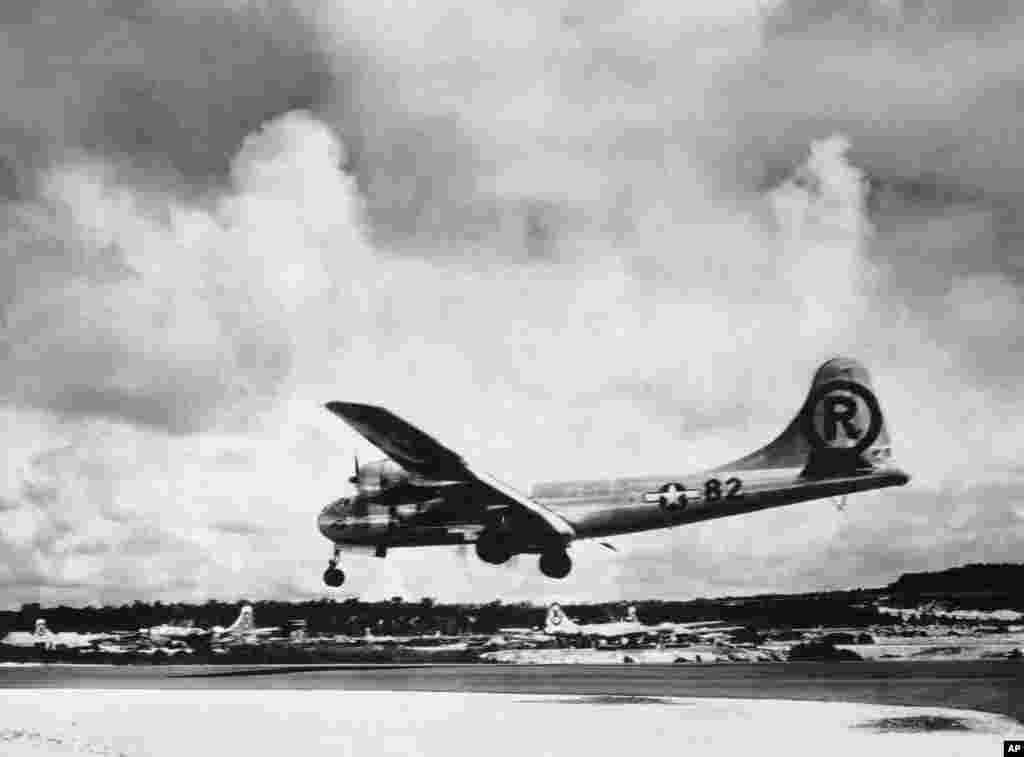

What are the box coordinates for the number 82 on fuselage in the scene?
[641,477,744,511]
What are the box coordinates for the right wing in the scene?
[325,402,575,544]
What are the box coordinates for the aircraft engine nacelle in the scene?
[347,504,399,537]
[349,459,410,493]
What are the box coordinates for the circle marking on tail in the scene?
[803,380,882,454]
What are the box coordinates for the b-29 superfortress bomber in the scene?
[318,357,910,586]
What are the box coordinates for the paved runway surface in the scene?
[3,660,1022,724]
[4,688,1020,757]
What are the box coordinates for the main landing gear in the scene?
[539,549,572,579]
[323,545,346,587]
[475,530,512,565]
[475,530,573,579]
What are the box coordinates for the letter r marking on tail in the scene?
[802,379,882,454]
[824,395,861,442]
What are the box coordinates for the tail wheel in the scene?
[323,567,346,587]
[539,549,571,579]
[475,530,512,565]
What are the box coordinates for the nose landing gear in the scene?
[323,564,345,587]
[323,545,346,587]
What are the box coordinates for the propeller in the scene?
[348,454,360,486]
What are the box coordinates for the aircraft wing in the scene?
[325,402,468,480]
[325,402,575,543]
[470,469,575,542]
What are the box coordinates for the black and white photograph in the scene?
[1,1,1022,754]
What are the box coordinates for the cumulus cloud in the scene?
[0,0,333,194]
[0,0,1021,606]
[1,115,339,432]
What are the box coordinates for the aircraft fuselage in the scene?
[536,466,907,540]
[317,464,908,550]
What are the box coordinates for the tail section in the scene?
[545,604,580,634]
[222,605,255,635]
[723,357,899,479]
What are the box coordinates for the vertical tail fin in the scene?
[224,605,255,635]
[723,357,897,479]
[545,604,579,634]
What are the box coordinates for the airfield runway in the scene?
[2,660,1022,720]
[2,662,1021,756]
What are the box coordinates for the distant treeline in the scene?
[888,563,1024,602]
[2,562,1021,636]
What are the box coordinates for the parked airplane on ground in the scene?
[544,604,648,642]
[1,619,124,650]
[144,620,211,642]
[543,604,742,644]
[212,605,280,640]
[318,357,910,586]
[652,619,746,640]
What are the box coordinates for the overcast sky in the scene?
[1,0,1022,609]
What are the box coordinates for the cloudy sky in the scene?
[1,0,1022,609]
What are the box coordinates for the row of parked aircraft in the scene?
[539,604,742,645]
[2,605,280,650]
[317,357,911,587]
[4,603,740,652]
[350,604,726,648]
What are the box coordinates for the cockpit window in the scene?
[326,497,349,515]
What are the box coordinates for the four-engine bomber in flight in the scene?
[317,357,910,586]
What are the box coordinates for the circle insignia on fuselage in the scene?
[658,482,687,510]
[802,379,882,455]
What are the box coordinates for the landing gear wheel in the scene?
[539,549,572,579]
[475,531,512,565]
[323,566,346,587]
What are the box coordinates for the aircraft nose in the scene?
[318,501,347,539]
[317,509,333,539]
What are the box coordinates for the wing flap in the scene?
[472,470,576,544]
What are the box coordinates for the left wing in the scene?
[324,402,575,543]
[325,402,467,480]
